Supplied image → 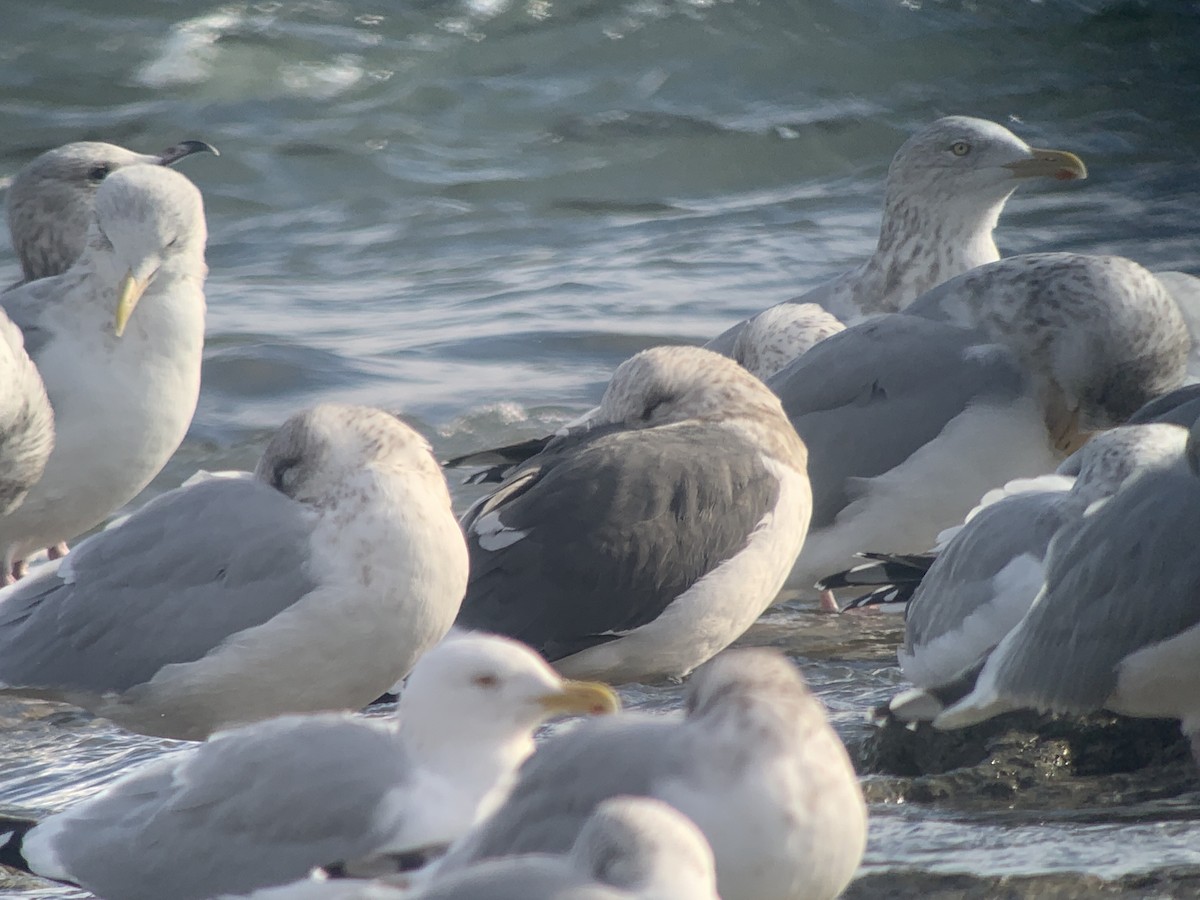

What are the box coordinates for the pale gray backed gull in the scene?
[935,417,1200,756]
[6,139,217,284]
[0,309,52,516]
[773,253,1189,596]
[0,403,469,740]
[454,346,812,683]
[0,164,208,580]
[707,115,1086,352]
[885,423,1188,721]
[0,634,618,900]
[215,797,715,900]
[430,649,866,900]
[905,253,1189,450]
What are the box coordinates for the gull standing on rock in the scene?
[935,417,1200,758]
[0,403,469,739]
[707,115,1086,352]
[885,423,1188,721]
[432,649,867,900]
[0,634,618,900]
[455,346,812,683]
[6,139,218,284]
[0,164,208,580]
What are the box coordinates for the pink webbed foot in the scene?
[47,542,69,560]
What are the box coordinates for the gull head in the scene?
[886,116,1086,217]
[255,403,452,508]
[90,165,207,337]
[6,139,216,282]
[1062,423,1188,505]
[399,632,620,744]
[597,345,788,430]
[733,303,845,381]
[573,797,717,898]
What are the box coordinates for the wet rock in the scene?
[845,865,1200,899]
[853,709,1199,811]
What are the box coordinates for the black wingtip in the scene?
[157,140,220,166]
[0,817,38,873]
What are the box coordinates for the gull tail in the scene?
[0,816,37,873]
[816,552,935,610]
[443,435,552,474]
[890,659,987,723]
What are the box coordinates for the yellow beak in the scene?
[1004,148,1088,181]
[537,680,621,717]
[114,270,150,338]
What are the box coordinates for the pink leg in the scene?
[818,589,840,613]
[47,542,69,560]
[6,558,27,585]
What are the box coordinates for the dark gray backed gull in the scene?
[455,346,811,683]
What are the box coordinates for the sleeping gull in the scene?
[0,403,469,740]
[934,417,1200,756]
[707,115,1086,352]
[883,424,1188,720]
[455,346,812,683]
[215,797,715,900]
[773,252,1189,596]
[442,309,839,487]
[0,634,618,900]
[0,164,208,581]
[6,139,218,284]
[431,648,867,900]
[0,309,52,516]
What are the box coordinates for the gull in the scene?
[6,138,217,284]
[730,301,844,380]
[432,648,867,900]
[442,307,841,488]
[772,253,1189,595]
[935,416,1200,758]
[220,797,717,900]
[707,115,1086,352]
[455,346,812,683]
[0,309,52,516]
[0,403,469,740]
[0,164,208,580]
[0,634,618,900]
[885,423,1188,721]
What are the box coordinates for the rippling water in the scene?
[1,0,1199,896]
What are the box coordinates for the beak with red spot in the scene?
[1004,148,1088,182]
[537,679,621,717]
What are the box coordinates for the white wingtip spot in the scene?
[473,511,528,552]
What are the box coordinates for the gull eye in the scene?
[472,673,500,689]
[950,141,971,157]
[166,236,179,249]
[87,164,112,183]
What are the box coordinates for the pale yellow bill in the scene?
[538,679,621,717]
[1004,148,1088,181]
[114,270,149,337]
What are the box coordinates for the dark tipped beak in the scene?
[157,140,220,166]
